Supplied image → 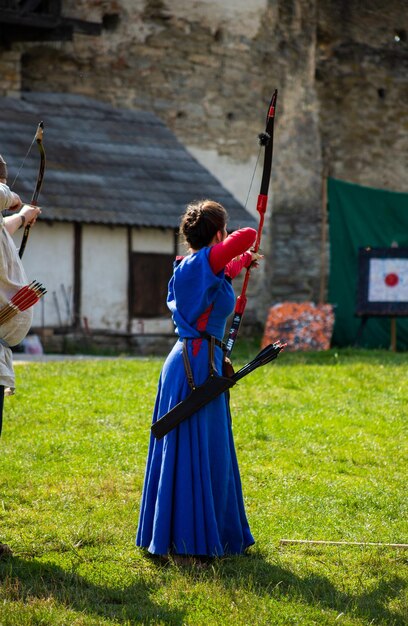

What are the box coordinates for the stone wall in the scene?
[316,0,408,191]
[0,49,21,96]
[1,0,407,326]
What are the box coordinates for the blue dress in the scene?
[136,247,254,556]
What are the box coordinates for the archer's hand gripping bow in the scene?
[225,90,278,358]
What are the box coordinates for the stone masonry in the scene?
[1,0,407,329]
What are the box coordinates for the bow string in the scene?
[18,121,45,259]
[225,90,278,357]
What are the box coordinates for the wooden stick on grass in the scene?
[280,539,408,549]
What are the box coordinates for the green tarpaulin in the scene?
[328,177,408,349]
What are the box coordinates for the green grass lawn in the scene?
[0,348,407,625]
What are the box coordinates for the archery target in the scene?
[368,258,408,302]
[356,247,408,316]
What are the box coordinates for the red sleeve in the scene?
[209,228,256,275]
[225,251,253,279]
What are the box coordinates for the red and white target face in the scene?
[368,259,408,302]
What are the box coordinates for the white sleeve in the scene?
[0,183,15,211]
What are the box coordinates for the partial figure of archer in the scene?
[0,154,41,560]
[136,199,263,565]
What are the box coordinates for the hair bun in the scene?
[179,200,227,250]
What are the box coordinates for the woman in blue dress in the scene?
[136,199,262,562]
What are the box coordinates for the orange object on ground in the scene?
[261,302,335,351]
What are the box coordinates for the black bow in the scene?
[225,90,278,357]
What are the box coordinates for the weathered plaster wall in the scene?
[131,227,173,254]
[12,222,75,328]
[2,0,407,325]
[9,222,178,336]
[81,224,128,331]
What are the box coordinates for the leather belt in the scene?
[183,333,226,351]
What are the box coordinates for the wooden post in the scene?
[319,171,328,305]
[390,318,397,351]
[73,223,82,329]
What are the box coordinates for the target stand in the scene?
[355,247,408,350]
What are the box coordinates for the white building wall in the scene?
[13,222,75,328]
[131,227,174,254]
[81,225,128,332]
[12,223,178,335]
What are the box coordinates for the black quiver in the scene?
[151,341,284,440]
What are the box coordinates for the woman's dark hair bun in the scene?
[180,200,227,249]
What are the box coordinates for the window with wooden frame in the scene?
[130,252,174,317]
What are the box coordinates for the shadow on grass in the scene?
[214,552,406,625]
[0,555,185,625]
[1,551,405,624]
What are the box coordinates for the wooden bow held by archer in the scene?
[19,121,46,259]
[225,90,278,357]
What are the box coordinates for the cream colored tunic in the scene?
[0,183,33,389]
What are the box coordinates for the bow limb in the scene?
[225,90,278,357]
[19,121,46,259]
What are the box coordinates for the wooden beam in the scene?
[127,225,132,335]
[0,9,101,36]
[73,223,82,330]
[19,0,45,15]
[0,9,59,28]
[62,17,101,36]
[173,228,179,257]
